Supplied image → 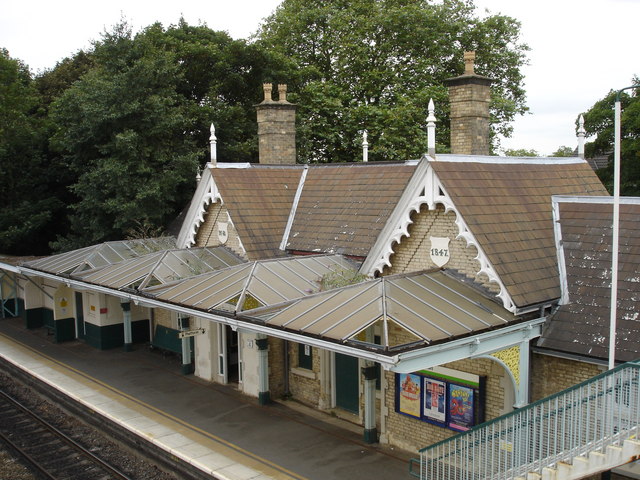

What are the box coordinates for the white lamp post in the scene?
[608,85,636,370]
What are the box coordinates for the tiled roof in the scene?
[430,156,608,308]
[285,163,416,257]
[538,198,640,363]
[213,166,302,260]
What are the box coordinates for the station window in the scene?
[298,344,313,370]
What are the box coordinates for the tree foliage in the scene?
[0,49,65,254]
[504,148,538,157]
[47,20,291,251]
[256,0,529,162]
[582,77,640,195]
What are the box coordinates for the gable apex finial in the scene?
[426,99,437,157]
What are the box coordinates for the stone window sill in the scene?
[291,367,316,380]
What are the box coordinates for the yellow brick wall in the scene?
[531,353,604,401]
[383,204,499,294]
[153,308,174,329]
[195,202,247,260]
[384,357,508,452]
[287,342,322,407]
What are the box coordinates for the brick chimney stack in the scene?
[256,83,297,164]
[445,52,492,155]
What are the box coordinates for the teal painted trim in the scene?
[258,391,271,406]
[181,363,194,375]
[54,318,75,343]
[83,319,151,350]
[152,325,182,354]
[363,428,378,444]
[123,343,133,352]
[84,322,123,350]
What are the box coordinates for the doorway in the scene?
[335,353,359,413]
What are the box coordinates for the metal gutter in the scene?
[391,317,547,374]
[279,165,308,251]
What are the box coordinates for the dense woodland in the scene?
[0,0,637,256]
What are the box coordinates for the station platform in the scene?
[0,317,412,480]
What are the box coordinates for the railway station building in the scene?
[2,52,634,456]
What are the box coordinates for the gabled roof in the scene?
[214,166,302,259]
[23,237,177,275]
[430,155,608,309]
[284,163,416,256]
[538,196,640,363]
[178,162,416,260]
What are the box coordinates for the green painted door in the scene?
[75,292,85,339]
[335,353,359,413]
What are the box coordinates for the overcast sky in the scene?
[2,0,638,156]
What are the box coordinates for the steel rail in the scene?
[0,388,134,480]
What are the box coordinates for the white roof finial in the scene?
[577,114,586,159]
[426,99,437,157]
[209,123,217,166]
[362,130,369,162]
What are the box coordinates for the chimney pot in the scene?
[445,51,491,156]
[263,83,273,102]
[464,51,476,75]
[278,84,288,103]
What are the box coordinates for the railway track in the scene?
[0,388,133,480]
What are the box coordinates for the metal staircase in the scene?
[410,360,640,480]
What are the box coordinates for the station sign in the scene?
[178,328,205,338]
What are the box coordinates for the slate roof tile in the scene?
[431,158,608,308]
[538,200,640,363]
[286,163,415,257]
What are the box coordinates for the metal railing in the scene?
[410,360,640,480]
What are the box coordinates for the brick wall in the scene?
[447,77,491,156]
[531,353,604,401]
[153,308,173,329]
[383,204,499,294]
[384,357,509,452]
[256,103,296,165]
[287,342,322,407]
[195,202,247,259]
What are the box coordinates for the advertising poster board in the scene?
[423,377,446,423]
[448,383,475,431]
[396,368,484,432]
[398,373,421,418]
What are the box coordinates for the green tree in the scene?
[256,0,529,162]
[50,22,200,250]
[551,146,574,157]
[0,49,63,254]
[504,148,538,157]
[582,77,640,195]
[49,20,293,250]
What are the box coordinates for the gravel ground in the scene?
[0,373,181,480]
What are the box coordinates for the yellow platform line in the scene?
[0,332,308,480]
